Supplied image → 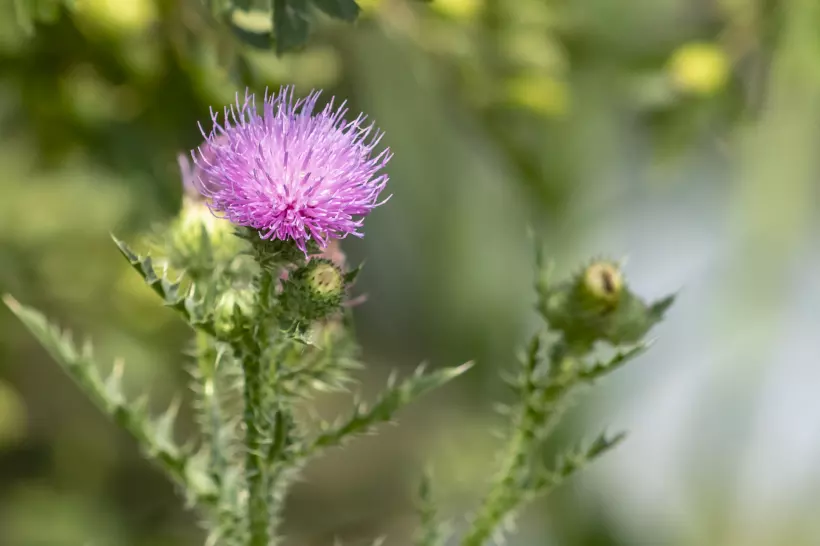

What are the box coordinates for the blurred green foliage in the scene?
[1,0,818,545]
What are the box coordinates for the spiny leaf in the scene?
[153,398,182,453]
[649,293,676,322]
[302,362,473,457]
[111,234,220,337]
[104,359,126,405]
[585,430,628,459]
[3,296,217,508]
[530,430,628,495]
[184,447,220,504]
[523,333,542,375]
[4,295,77,368]
[343,260,365,285]
[578,342,650,382]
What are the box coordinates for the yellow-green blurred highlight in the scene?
[73,0,158,35]
[668,42,731,96]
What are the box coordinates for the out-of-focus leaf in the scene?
[273,0,310,54]
[312,0,360,22]
[228,9,274,49]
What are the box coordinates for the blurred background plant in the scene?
[1,0,819,545]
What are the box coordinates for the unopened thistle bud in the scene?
[540,260,674,349]
[166,156,242,276]
[279,260,345,330]
[307,262,344,302]
[177,197,233,247]
[580,261,623,306]
[213,287,255,336]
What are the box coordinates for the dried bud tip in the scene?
[582,261,623,304]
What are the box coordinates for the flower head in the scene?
[190,87,391,254]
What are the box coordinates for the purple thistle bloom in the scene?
[189,86,391,254]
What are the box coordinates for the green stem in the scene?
[461,341,575,546]
[242,353,269,546]
[460,406,536,546]
[415,469,443,546]
[241,269,279,546]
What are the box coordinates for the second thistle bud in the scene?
[580,261,624,307]
[213,287,255,336]
[165,197,240,278]
[306,262,344,303]
[278,259,345,329]
[540,260,674,350]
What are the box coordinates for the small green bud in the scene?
[213,287,255,336]
[540,260,674,350]
[278,260,345,332]
[307,262,344,301]
[166,198,241,277]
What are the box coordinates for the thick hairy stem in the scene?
[242,270,279,546]
[460,407,537,546]
[242,354,269,546]
[462,340,575,546]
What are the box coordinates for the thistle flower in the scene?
[190,87,392,254]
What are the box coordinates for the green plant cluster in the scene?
[4,199,673,545]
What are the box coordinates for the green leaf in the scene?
[585,430,627,459]
[228,8,274,50]
[273,0,310,54]
[302,361,473,456]
[343,260,365,285]
[111,234,220,338]
[529,430,627,495]
[578,342,650,383]
[649,293,676,322]
[104,359,126,405]
[153,398,182,454]
[2,296,217,508]
[312,0,360,22]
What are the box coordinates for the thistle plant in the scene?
[4,87,674,546]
